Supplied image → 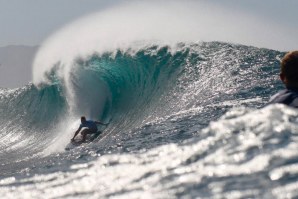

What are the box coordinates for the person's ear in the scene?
[280,73,287,84]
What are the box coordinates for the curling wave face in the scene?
[0,42,282,166]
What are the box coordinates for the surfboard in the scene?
[65,131,103,151]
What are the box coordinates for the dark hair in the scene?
[281,51,298,84]
[81,116,86,121]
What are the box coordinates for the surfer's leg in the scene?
[81,128,97,142]
[81,129,91,142]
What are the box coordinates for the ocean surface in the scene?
[1,41,298,199]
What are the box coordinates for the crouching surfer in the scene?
[71,116,108,142]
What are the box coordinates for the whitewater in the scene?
[1,1,298,198]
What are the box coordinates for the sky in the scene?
[0,0,120,46]
[0,0,297,50]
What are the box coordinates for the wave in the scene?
[0,42,283,163]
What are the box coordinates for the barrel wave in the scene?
[1,41,282,165]
[2,41,298,198]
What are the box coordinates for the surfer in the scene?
[268,51,298,107]
[71,116,107,142]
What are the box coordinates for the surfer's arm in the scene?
[95,121,108,125]
[72,126,82,140]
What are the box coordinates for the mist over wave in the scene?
[32,0,287,86]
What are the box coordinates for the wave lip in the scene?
[33,0,291,87]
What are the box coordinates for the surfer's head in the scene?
[81,116,86,123]
[280,51,298,87]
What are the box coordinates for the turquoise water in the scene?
[1,42,298,198]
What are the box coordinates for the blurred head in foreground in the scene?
[268,51,298,108]
[280,51,298,88]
